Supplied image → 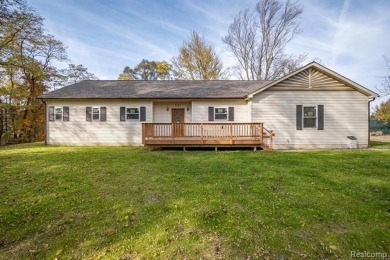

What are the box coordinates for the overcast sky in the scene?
[28,0,390,106]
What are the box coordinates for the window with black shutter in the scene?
[140,107,146,121]
[86,107,92,121]
[100,107,106,121]
[49,106,55,121]
[296,105,324,130]
[63,107,69,121]
[49,106,70,121]
[208,107,214,121]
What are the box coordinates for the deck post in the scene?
[171,123,174,144]
[201,123,204,144]
[230,123,233,144]
[269,130,274,150]
[260,123,263,146]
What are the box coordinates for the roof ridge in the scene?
[79,79,272,82]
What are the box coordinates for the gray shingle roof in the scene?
[39,80,272,99]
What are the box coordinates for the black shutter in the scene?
[120,107,126,121]
[140,107,146,121]
[100,107,106,121]
[296,105,302,130]
[208,107,214,121]
[228,107,234,121]
[318,105,324,130]
[63,106,69,121]
[86,107,92,121]
[49,106,54,121]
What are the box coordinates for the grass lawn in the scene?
[0,143,389,259]
[371,138,390,149]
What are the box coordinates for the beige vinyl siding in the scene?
[191,100,249,122]
[271,68,354,91]
[251,91,369,149]
[47,100,152,146]
[153,101,192,123]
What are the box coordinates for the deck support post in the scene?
[254,146,257,151]
[183,146,186,151]
[269,130,274,150]
[215,147,218,152]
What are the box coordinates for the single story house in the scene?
[38,62,379,149]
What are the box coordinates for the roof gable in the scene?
[248,62,379,98]
[271,67,353,90]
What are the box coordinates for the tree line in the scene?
[0,0,98,144]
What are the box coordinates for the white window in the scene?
[126,108,139,119]
[55,107,63,120]
[214,108,227,120]
[92,107,100,120]
[303,106,317,128]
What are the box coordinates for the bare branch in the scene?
[223,0,305,80]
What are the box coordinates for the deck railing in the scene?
[142,122,265,146]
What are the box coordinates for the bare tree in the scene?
[223,9,257,80]
[223,0,306,80]
[382,56,390,95]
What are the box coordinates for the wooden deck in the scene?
[142,123,274,149]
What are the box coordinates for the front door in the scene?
[171,108,185,137]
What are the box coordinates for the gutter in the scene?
[368,97,376,148]
[245,95,253,101]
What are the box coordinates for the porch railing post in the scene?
[171,123,174,144]
[201,123,204,144]
[230,123,233,144]
[259,123,263,145]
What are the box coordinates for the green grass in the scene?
[371,140,390,149]
[0,143,389,259]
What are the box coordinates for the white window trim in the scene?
[54,106,63,121]
[214,107,228,121]
[92,107,100,121]
[302,105,318,129]
[126,107,140,120]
